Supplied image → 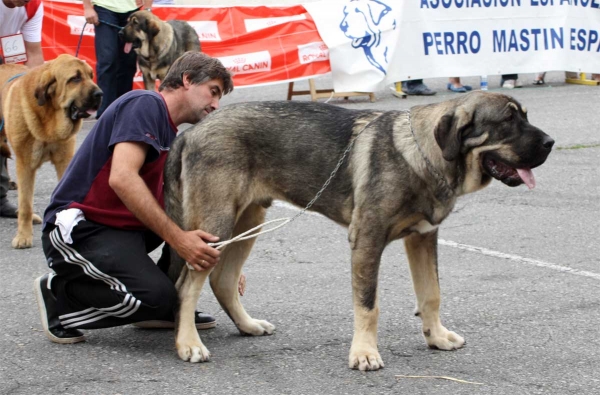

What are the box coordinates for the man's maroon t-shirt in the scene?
[43,90,178,231]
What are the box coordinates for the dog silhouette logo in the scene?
[339,0,396,75]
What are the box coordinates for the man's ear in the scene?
[181,73,192,88]
[34,70,56,106]
[434,106,473,161]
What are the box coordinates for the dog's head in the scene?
[34,54,103,120]
[120,10,161,55]
[433,91,554,191]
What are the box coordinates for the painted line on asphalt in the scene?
[438,239,600,281]
[273,201,600,281]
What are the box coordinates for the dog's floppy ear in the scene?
[34,69,56,106]
[434,106,473,162]
[147,19,161,39]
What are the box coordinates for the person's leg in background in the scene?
[401,79,436,96]
[0,151,17,218]
[93,6,125,118]
[533,72,546,85]
[116,10,138,97]
[447,77,472,93]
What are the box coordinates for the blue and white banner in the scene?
[304,0,600,92]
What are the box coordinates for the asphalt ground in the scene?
[1,72,599,394]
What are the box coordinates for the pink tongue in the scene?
[86,109,96,115]
[124,42,132,54]
[517,168,536,189]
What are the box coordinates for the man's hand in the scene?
[83,1,99,25]
[172,230,221,271]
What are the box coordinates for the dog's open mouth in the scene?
[481,155,536,189]
[123,39,141,54]
[70,103,97,120]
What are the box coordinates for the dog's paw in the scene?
[238,319,275,336]
[32,214,42,224]
[425,326,465,350]
[177,342,211,363]
[349,346,384,371]
[12,234,33,249]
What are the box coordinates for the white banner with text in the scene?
[304,0,600,92]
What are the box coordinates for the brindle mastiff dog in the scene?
[120,10,201,91]
[0,54,102,248]
[164,91,554,371]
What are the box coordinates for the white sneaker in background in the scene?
[502,79,515,89]
[501,79,522,89]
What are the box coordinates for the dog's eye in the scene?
[69,76,81,83]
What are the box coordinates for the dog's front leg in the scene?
[142,73,156,91]
[404,230,465,350]
[175,268,211,363]
[50,138,76,180]
[12,156,36,249]
[348,237,385,371]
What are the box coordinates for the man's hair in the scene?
[159,52,233,95]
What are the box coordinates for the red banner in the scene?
[41,0,331,89]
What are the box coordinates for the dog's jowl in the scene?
[164,92,554,371]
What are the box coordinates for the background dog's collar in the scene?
[407,111,455,203]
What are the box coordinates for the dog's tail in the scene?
[164,133,188,284]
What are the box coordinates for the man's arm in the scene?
[136,0,154,9]
[109,141,220,271]
[23,41,44,67]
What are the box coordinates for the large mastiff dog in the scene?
[164,92,554,371]
[0,54,102,248]
[120,11,201,91]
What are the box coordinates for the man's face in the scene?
[3,0,31,8]
[187,78,224,124]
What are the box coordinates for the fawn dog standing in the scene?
[0,54,102,248]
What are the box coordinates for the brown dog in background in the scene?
[0,54,102,249]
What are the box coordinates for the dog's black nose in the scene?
[118,30,124,38]
[542,135,555,150]
[94,90,103,99]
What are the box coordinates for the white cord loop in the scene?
[208,218,291,250]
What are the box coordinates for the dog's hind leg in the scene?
[347,222,386,371]
[404,230,465,351]
[210,203,275,336]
